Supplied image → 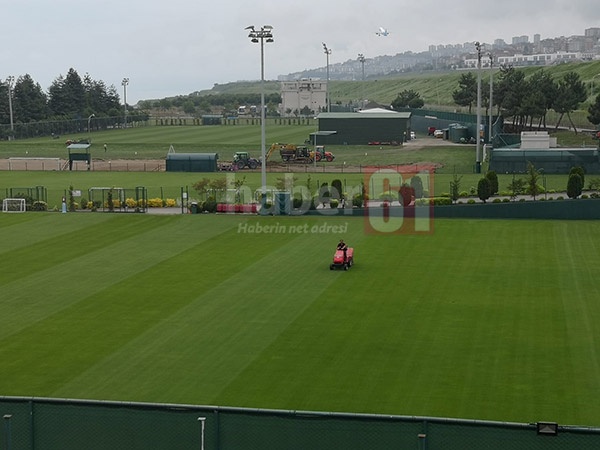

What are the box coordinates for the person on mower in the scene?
[337,239,348,262]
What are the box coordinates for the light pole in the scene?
[323,43,331,112]
[357,53,365,109]
[246,25,274,200]
[121,77,129,128]
[475,42,482,174]
[488,52,494,143]
[87,113,95,139]
[6,76,14,139]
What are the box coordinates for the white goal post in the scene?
[2,198,26,213]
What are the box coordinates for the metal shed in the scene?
[315,112,411,145]
[165,153,219,172]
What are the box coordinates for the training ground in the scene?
[1,213,599,428]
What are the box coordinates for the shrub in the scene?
[31,201,48,211]
[459,191,469,198]
[164,198,176,208]
[329,198,339,208]
[352,194,364,208]
[125,198,137,208]
[429,197,452,206]
[581,194,589,199]
[502,198,510,203]
[202,198,217,213]
[492,198,502,203]
[147,198,164,208]
[467,199,476,204]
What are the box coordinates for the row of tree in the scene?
[0,69,126,125]
[138,93,282,117]
[389,66,600,132]
[452,67,600,132]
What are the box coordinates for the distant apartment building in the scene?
[464,51,585,68]
[280,80,327,117]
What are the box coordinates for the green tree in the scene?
[391,89,424,109]
[553,71,587,133]
[477,177,491,203]
[587,94,600,127]
[410,175,424,199]
[567,173,583,199]
[494,66,528,131]
[526,161,541,200]
[13,74,48,122]
[452,72,477,113]
[526,69,557,130]
[449,173,462,203]
[507,177,526,201]
[485,170,498,196]
[569,166,585,189]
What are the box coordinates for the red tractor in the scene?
[330,247,354,270]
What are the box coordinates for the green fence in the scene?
[1,397,600,450]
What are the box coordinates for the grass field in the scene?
[1,213,599,426]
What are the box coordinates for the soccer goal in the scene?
[2,198,26,213]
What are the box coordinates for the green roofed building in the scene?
[314,110,411,145]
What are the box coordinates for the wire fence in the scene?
[1,397,600,450]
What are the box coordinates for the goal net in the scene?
[2,198,27,213]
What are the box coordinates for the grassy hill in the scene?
[192,60,600,128]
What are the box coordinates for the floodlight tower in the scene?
[246,25,274,198]
[6,76,14,139]
[475,42,482,173]
[488,52,494,143]
[122,77,129,128]
[358,53,366,109]
[323,43,331,112]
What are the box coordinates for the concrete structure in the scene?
[280,80,327,116]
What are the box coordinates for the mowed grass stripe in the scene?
[0,214,158,286]
[0,216,317,396]
[0,215,250,340]
[51,217,361,403]
[214,220,600,425]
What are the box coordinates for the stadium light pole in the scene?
[246,25,274,200]
[6,76,14,139]
[475,42,482,174]
[87,113,95,139]
[323,43,331,112]
[121,77,129,128]
[488,52,494,143]
[358,53,366,109]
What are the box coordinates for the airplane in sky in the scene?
[376,27,390,36]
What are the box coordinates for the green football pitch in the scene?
[1,213,599,427]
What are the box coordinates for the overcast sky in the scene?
[2,0,599,104]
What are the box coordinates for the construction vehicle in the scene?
[267,143,335,163]
[232,151,259,170]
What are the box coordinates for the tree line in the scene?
[390,66,600,132]
[0,68,148,139]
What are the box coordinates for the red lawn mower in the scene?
[330,247,354,270]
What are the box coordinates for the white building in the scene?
[280,80,327,117]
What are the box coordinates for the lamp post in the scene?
[6,76,14,139]
[87,114,95,139]
[323,43,331,112]
[475,42,482,174]
[488,52,494,143]
[121,77,129,128]
[246,25,274,199]
[357,53,365,109]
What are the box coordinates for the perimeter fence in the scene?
[1,397,600,450]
